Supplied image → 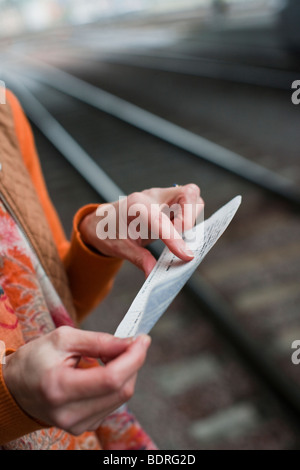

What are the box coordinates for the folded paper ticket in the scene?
[114,196,242,338]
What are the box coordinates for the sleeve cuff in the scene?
[74,204,110,259]
[72,204,123,263]
[63,204,123,322]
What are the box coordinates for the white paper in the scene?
[114,196,242,338]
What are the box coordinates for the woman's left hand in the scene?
[79,184,204,277]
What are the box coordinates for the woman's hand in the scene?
[3,326,151,435]
[80,184,204,277]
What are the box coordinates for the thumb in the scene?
[54,326,132,359]
[123,243,157,277]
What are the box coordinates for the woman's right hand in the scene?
[2,326,151,435]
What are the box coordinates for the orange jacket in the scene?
[7,90,122,321]
[0,91,122,444]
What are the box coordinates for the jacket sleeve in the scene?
[6,90,123,322]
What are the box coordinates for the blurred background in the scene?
[1,0,300,450]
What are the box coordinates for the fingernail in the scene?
[183,248,194,258]
[125,336,136,343]
[138,334,151,347]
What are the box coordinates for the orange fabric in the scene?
[6,90,123,322]
[0,91,123,445]
[0,283,44,444]
[65,204,123,320]
[0,198,101,447]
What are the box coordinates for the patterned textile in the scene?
[0,201,156,450]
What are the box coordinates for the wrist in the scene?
[0,351,45,443]
[79,212,112,257]
[1,352,33,421]
[79,212,97,248]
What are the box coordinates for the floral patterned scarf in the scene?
[0,201,156,450]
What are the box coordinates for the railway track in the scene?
[1,18,300,449]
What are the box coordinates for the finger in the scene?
[174,185,203,231]
[143,185,191,204]
[53,326,133,359]
[119,242,157,277]
[64,375,138,435]
[105,334,150,381]
[66,399,120,435]
[61,335,151,400]
[145,183,200,205]
[148,184,203,234]
[174,197,204,233]
[150,206,194,261]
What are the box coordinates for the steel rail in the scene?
[8,58,300,209]
[2,73,122,203]
[5,73,300,426]
[99,50,299,91]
